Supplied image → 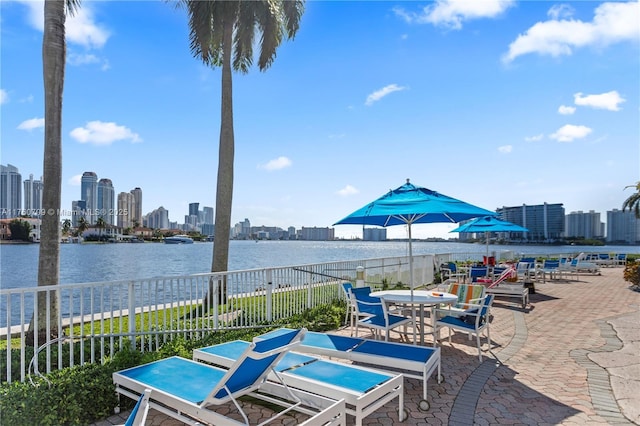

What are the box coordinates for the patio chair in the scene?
[540,259,562,282]
[468,266,489,282]
[615,253,627,266]
[434,283,486,317]
[350,287,413,341]
[118,388,151,426]
[113,328,340,426]
[434,294,495,362]
[440,262,466,283]
[194,338,405,426]
[341,282,357,333]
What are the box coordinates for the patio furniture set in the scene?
[112,281,498,425]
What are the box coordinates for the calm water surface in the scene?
[1,240,638,290]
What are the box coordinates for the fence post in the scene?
[266,269,273,322]
[128,281,136,350]
[356,266,365,288]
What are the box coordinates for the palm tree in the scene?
[622,182,640,218]
[96,217,106,241]
[177,0,304,286]
[61,218,71,238]
[30,0,81,343]
[76,216,88,238]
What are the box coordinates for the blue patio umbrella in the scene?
[334,179,497,291]
[449,215,529,259]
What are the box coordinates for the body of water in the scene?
[1,240,638,290]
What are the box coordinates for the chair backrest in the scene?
[341,282,353,299]
[447,283,485,307]
[543,259,559,269]
[448,262,457,273]
[520,257,536,265]
[469,266,488,282]
[478,294,494,321]
[350,287,383,316]
[205,328,305,403]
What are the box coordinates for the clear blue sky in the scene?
[2,0,638,239]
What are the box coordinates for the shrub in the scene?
[623,263,640,288]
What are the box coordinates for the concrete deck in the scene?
[94,267,640,425]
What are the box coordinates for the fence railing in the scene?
[1,254,436,383]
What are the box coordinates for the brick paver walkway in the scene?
[95,267,640,425]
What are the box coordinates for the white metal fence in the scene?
[1,254,436,383]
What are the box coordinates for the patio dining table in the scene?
[370,290,458,345]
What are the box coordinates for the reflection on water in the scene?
[1,240,638,290]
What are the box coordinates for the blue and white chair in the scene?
[435,294,495,362]
[350,287,413,341]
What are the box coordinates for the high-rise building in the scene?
[497,203,564,242]
[117,192,134,228]
[565,210,603,239]
[202,206,214,225]
[71,200,86,227]
[363,227,387,241]
[189,202,199,217]
[606,209,640,244]
[23,174,43,217]
[81,172,98,224]
[131,187,143,226]
[1,164,22,219]
[97,178,115,225]
[145,206,169,229]
[299,226,335,241]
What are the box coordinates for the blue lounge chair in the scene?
[193,336,406,426]
[119,388,151,426]
[113,328,344,426]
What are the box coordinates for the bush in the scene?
[623,263,640,288]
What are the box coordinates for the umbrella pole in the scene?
[408,223,417,345]
[486,233,490,276]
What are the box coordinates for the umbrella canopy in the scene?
[334,179,497,289]
[450,215,529,259]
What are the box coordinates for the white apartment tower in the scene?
[97,178,115,225]
[23,174,43,217]
[1,164,22,219]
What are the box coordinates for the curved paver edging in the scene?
[448,309,527,425]
[569,316,634,425]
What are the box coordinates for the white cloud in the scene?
[558,105,576,115]
[365,84,406,106]
[547,4,575,20]
[68,175,82,186]
[0,89,8,104]
[70,121,142,146]
[524,134,544,142]
[503,1,639,63]
[259,156,292,171]
[19,1,109,49]
[498,145,513,153]
[17,117,45,130]
[574,91,625,111]
[337,185,359,196]
[393,0,514,29]
[549,124,592,142]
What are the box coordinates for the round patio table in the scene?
[370,290,458,345]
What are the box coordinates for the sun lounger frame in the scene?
[193,341,405,426]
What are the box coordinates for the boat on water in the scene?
[163,235,194,244]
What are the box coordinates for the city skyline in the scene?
[2,1,638,239]
[0,164,640,243]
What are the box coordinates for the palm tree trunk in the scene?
[210,21,235,305]
[29,0,65,344]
